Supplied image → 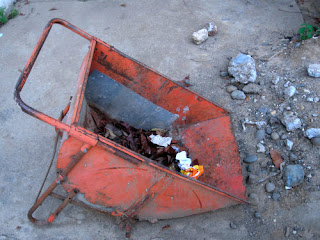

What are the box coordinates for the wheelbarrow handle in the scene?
[14,18,94,133]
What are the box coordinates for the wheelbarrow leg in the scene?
[28,145,90,225]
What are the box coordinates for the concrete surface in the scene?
[0,0,305,239]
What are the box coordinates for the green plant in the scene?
[8,8,19,19]
[0,7,8,25]
[298,23,320,40]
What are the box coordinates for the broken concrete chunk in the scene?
[228,53,257,84]
[283,165,304,187]
[192,29,208,45]
[281,114,302,131]
[305,128,320,139]
[307,64,320,78]
[205,22,218,36]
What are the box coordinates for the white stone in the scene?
[228,53,257,84]
[256,143,266,153]
[282,114,302,131]
[192,29,208,45]
[284,86,296,97]
[286,139,293,150]
[308,64,320,78]
[305,128,320,139]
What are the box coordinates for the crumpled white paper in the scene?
[176,151,192,170]
[149,134,172,147]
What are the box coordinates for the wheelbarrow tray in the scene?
[15,19,246,225]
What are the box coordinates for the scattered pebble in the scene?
[255,129,266,141]
[307,63,320,78]
[226,85,237,93]
[289,153,298,161]
[231,90,246,100]
[311,137,320,146]
[254,211,262,219]
[286,139,293,150]
[248,193,259,205]
[247,174,258,184]
[256,143,266,153]
[243,83,261,94]
[272,76,280,85]
[220,71,229,77]
[283,165,305,187]
[247,165,253,172]
[314,97,319,102]
[205,22,218,36]
[305,128,320,139]
[281,134,288,140]
[271,132,279,140]
[244,155,258,164]
[306,97,314,102]
[284,86,296,98]
[192,29,208,45]
[281,114,302,131]
[266,127,272,135]
[265,182,275,193]
[272,192,280,201]
[228,53,257,84]
[230,222,237,229]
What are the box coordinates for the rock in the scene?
[230,222,237,229]
[286,139,294,150]
[255,129,265,141]
[281,114,302,131]
[281,134,288,140]
[271,132,280,140]
[257,143,266,153]
[305,128,320,139]
[289,153,298,161]
[220,71,229,77]
[272,192,281,201]
[205,22,218,36]
[265,182,275,192]
[243,83,261,94]
[254,211,262,219]
[231,90,246,100]
[284,86,296,98]
[272,76,280,85]
[314,97,319,102]
[269,117,280,127]
[228,53,257,84]
[248,193,259,205]
[226,85,237,93]
[307,64,320,78]
[258,107,268,114]
[266,127,272,135]
[192,29,208,45]
[247,174,258,184]
[306,97,314,102]
[311,137,320,146]
[247,165,253,172]
[244,155,258,164]
[283,165,304,187]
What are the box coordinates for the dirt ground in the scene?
[0,0,319,239]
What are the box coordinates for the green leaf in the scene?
[307,24,313,31]
[298,28,305,34]
[307,33,313,39]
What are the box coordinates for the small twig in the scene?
[256,173,280,185]
[278,8,300,14]
[259,50,283,61]
[190,58,214,62]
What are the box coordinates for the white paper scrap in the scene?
[150,134,172,147]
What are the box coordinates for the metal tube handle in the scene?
[14,18,94,132]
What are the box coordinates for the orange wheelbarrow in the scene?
[14,19,247,236]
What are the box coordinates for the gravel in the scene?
[311,137,320,146]
[226,85,237,93]
[228,53,257,84]
[220,71,229,77]
[248,193,259,205]
[272,192,281,201]
[231,90,246,100]
[283,165,305,187]
[307,63,320,78]
[192,29,208,44]
[284,86,296,98]
[286,139,294,150]
[305,128,320,139]
[281,114,302,131]
[230,222,237,229]
[265,182,276,192]
[256,143,266,153]
[247,165,253,172]
[243,83,261,94]
[254,211,262,219]
[271,132,280,140]
[255,129,266,141]
[244,155,258,164]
